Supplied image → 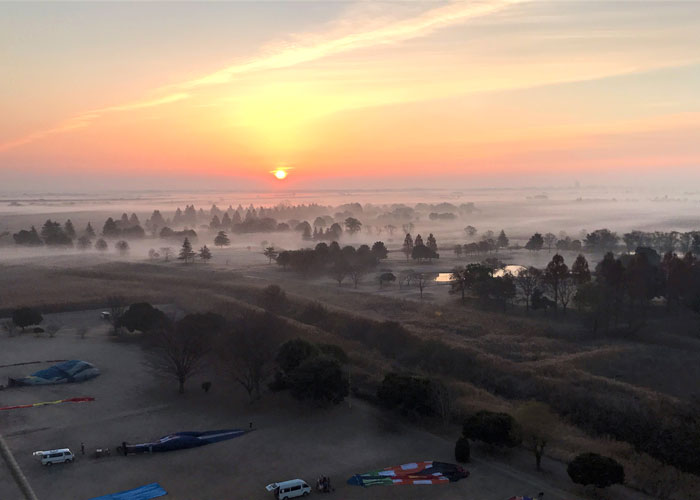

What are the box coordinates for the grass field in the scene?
[1,252,698,498]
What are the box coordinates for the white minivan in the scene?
[33,449,74,466]
[266,479,311,499]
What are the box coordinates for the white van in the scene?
[33,449,74,466]
[266,479,311,499]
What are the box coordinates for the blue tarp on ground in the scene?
[10,360,100,386]
[124,429,246,454]
[88,483,166,500]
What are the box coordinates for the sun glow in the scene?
[272,168,288,180]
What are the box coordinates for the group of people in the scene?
[316,476,333,493]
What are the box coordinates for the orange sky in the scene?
[1,1,699,190]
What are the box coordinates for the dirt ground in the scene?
[0,311,651,500]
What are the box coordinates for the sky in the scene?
[1,1,700,192]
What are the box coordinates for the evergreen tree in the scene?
[77,235,92,250]
[263,246,278,264]
[214,231,230,247]
[221,213,232,229]
[102,217,120,238]
[41,219,72,246]
[402,233,414,261]
[64,219,77,239]
[199,245,212,262]
[497,230,509,248]
[148,210,166,232]
[427,233,438,253]
[525,233,544,251]
[371,241,388,260]
[173,207,184,226]
[571,254,592,284]
[13,226,42,246]
[84,222,96,238]
[178,237,196,263]
[545,254,569,308]
[414,234,424,247]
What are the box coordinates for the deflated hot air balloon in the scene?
[348,461,469,487]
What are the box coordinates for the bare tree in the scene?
[515,401,560,471]
[159,247,173,262]
[398,269,415,289]
[218,313,280,402]
[348,263,368,289]
[45,324,60,338]
[1,319,17,337]
[145,313,220,394]
[543,232,557,252]
[415,272,433,299]
[558,277,576,314]
[263,246,278,264]
[107,296,127,336]
[515,267,541,312]
[329,261,349,287]
[432,381,453,428]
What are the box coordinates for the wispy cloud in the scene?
[173,0,524,90]
[0,0,522,152]
[0,93,189,152]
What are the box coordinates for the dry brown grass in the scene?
[2,260,699,498]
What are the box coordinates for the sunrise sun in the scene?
[271,168,288,180]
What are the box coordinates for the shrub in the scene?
[377,373,438,418]
[317,343,349,364]
[276,338,319,373]
[567,452,625,488]
[455,436,471,463]
[462,410,522,448]
[288,355,349,405]
[369,321,411,357]
[296,302,329,326]
[258,285,288,313]
[118,303,170,333]
[268,371,288,392]
[12,307,43,331]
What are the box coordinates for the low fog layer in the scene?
[1,186,699,268]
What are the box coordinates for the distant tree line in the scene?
[276,241,388,287]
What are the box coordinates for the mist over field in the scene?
[3,1,700,499]
[2,185,699,264]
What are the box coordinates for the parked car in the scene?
[33,449,74,466]
[266,479,312,499]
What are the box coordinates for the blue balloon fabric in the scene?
[87,482,167,500]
